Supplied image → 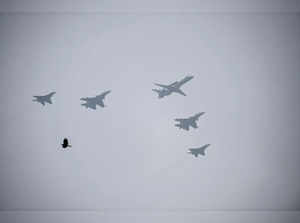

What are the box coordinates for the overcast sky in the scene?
[0,12,300,213]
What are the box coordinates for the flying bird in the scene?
[61,138,72,149]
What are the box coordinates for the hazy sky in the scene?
[1,11,300,213]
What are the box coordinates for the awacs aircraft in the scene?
[175,112,205,131]
[32,92,56,106]
[188,144,210,157]
[152,75,194,98]
[80,90,111,110]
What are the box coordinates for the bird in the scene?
[61,138,72,149]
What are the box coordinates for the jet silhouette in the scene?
[188,144,210,157]
[32,92,56,106]
[152,75,194,98]
[80,90,111,110]
[61,138,71,149]
[175,112,205,131]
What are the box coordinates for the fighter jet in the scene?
[188,144,210,157]
[175,112,205,131]
[32,92,56,106]
[80,90,111,110]
[153,75,194,98]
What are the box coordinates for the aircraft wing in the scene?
[198,148,206,156]
[170,81,178,86]
[154,83,171,89]
[97,100,105,107]
[80,97,89,102]
[175,122,189,130]
[45,99,52,104]
[193,112,204,120]
[175,118,186,122]
[188,149,198,157]
[82,102,97,110]
[97,90,111,99]
[89,104,97,109]
[175,89,186,96]
[190,122,198,128]
[183,125,189,131]
[175,76,194,87]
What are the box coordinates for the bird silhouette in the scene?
[61,138,72,149]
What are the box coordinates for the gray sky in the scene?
[1,11,300,213]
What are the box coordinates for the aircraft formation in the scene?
[33,75,210,157]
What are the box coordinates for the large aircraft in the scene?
[152,75,194,98]
[32,92,56,106]
[80,90,111,110]
[188,144,210,157]
[174,112,205,131]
